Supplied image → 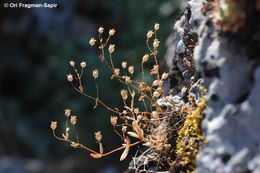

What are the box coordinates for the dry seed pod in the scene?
[122,126,127,134]
[161,72,168,80]
[98,27,104,34]
[80,61,86,68]
[67,74,73,82]
[70,116,77,125]
[147,30,154,38]
[95,131,102,142]
[142,54,149,63]
[128,66,134,75]
[108,44,115,54]
[109,28,116,36]
[93,69,99,79]
[114,68,120,76]
[120,90,128,100]
[89,37,96,46]
[154,23,160,30]
[153,39,160,49]
[69,60,75,67]
[125,76,131,84]
[110,116,118,126]
[64,109,71,117]
[122,61,127,69]
[50,121,57,131]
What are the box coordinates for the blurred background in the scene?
[0,0,183,172]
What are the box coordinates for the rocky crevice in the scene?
[165,0,260,172]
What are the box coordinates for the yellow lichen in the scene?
[174,88,207,172]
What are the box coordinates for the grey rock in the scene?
[165,0,260,172]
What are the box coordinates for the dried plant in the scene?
[50,23,205,170]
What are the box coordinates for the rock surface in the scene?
[165,0,260,172]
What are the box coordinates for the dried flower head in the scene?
[120,89,128,100]
[70,116,77,125]
[98,26,104,34]
[134,108,139,114]
[153,91,160,98]
[65,109,71,117]
[152,80,160,86]
[67,74,73,82]
[69,60,75,67]
[151,111,159,119]
[108,44,115,54]
[147,30,154,38]
[122,126,127,134]
[50,121,57,131]
[93,69,99,79]
[110,116,118,126]
[89,37,97,47]
[142,54,149,63]
[114,68,120,76]
[122,61,127,69]
[153,39,160,49]
[161,72,168,80]
[80,61,86,68]
[95,131,102,142]
[154,23,160,30]
[151,65,159,74]
[128,66,134,75]
[125,76,131,84]
[109,29,116,36]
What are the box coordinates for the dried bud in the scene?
[80,61,86,68]
[137,115,142,121]
[95,131,102,142]
[131,90,135,97]
[161,72,168,80]
[151,111,159,119]
[153,91,160,98]
[154,23,160,30]
[151,65,159,74]
[152,80,160,86]
[108,44,115,54]
[147,30,154,38]
[125,76,131,84]
[153,39,160,49]
[110,116,118,126]
[128,66,134,75]
[69,60,75,67]
[121,89,128,100]
[114,68,120,76]
[109,28,116,36]
[134,108,139,114]
[122,126,127,134]
[67,74,73,82]
[142,54,149,63]
[64,109,71,117]
[70,116,77,125]
[98,26,104,34]
[93,69,99,79]
[89,37,96,46]
[50,121,57,131]
[122,110,127,114]
[122,61,127,69]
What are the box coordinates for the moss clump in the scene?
[170,89,207,173]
